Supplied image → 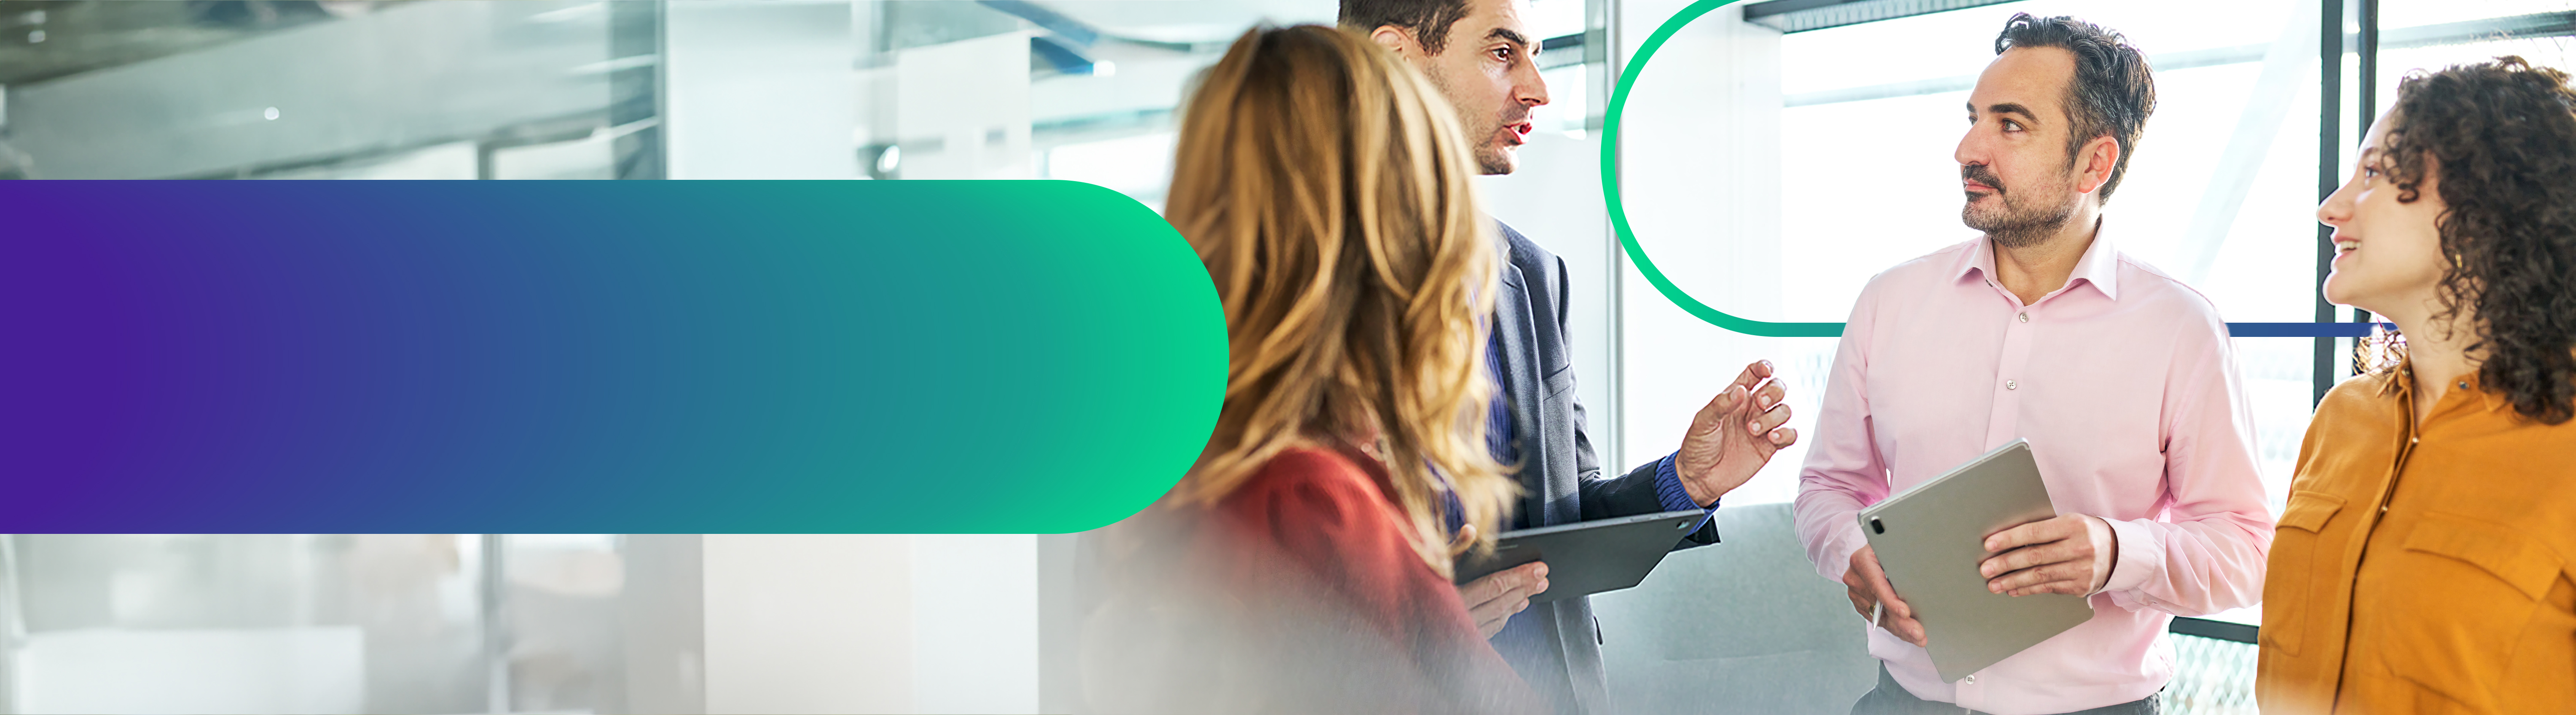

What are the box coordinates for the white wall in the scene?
[664,0,861,180]
[700,535,914,715]
[909,535,1038,715]
[688,534,1041,715]
[894,33,1034,180]
[1479,131,1619,469]
[1614,0,1809,504]
[12,628,364,714]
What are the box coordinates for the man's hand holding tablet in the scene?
[1979,514,2119,597]
[1847,512,2117,648]
[1845,545,1929,647]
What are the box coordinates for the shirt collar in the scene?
[2445,364,2511,414]
[1951,220,2123,302]
[2380,358,2511,415]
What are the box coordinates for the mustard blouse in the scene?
[2257,365,2576,714]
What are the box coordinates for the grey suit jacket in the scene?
[1491,222,1719,715]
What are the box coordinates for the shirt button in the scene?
[2018,312,2029,323]
[1964,675,1977,684]
[2006,380,2018,390]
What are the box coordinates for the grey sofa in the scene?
[1592,501,1878,715]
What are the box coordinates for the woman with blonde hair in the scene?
[1081,23,1540,715]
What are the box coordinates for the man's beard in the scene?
[1474,141,1515,176]
[1467,112,1522,175]
[1960,164,2080,248]
[1422,69,1522,176]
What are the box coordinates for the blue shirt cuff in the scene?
[1653,451,1719,513]
[1653,452,1719,536]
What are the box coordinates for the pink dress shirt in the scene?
[1794,230,2272,715]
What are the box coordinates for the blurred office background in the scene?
[0,0,2566,712]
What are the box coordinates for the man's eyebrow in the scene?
[1975,102,2040,123]
[1486,27,1531,48]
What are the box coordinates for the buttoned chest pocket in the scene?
[2370,512,2566,707]
[2260,490,2346,657]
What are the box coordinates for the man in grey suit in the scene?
[1344,0,1801,713]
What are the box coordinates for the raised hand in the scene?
[1671,360,1799,505]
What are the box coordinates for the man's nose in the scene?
[1518,63,1549,106]
[1954,131,1985,167]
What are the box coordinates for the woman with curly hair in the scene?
[2257,56,2576,714]
[1078,24,1540,715]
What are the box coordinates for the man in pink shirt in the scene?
[1793,14,2272,715]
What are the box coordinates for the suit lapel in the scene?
[1493,253,1556,528]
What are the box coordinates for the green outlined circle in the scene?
[1602,0,1843,337]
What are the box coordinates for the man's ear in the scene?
[2076,134,2120,195]
[1369,25,1420,59]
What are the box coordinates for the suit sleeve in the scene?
[1550,255,1721,547]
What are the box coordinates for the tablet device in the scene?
[1453,510,1707,603]
[1858,439,2094,682]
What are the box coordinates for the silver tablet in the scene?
[1453,510,1707,603]
[1857,439,2094,682]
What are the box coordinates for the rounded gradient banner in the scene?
[0,180,1223,534]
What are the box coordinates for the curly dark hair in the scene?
[1994,13,2157,203]
[2376,56,2576,424]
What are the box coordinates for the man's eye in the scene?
[1493,47,1514,61]
[2003,120,2023,132]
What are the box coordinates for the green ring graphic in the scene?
[1602,0,1844,337]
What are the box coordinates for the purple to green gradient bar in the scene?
[0,180,1224,534]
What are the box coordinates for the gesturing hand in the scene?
[1844,545,1927,647]
[1672,360,1799,505]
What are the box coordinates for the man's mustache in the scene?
[1962,164,2004,193]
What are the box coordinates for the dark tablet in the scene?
[1452,510,1709,603]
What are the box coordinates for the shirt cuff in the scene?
[1822,522,1869,582]
[2098,517,2161,598]
[1653,452,1719,536]
[1653,451,1717,512]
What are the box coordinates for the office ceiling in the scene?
[1031,0,1335,44]
[0,0,398,86]
[0,0,1333,88]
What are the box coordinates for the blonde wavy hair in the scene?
[1163,24,1516,576]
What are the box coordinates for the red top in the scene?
[1195,444,1541,715]
[1082,443,1540,714]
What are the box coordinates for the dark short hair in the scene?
[2377,57,2576,424]
[1993,13,2156,203]
[1338,0,1473,55]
